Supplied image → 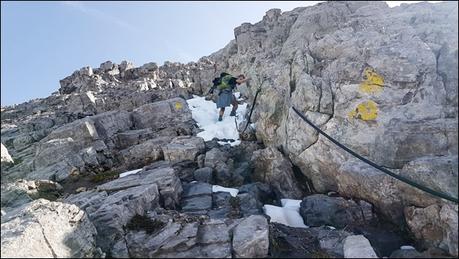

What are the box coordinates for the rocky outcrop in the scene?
[1,199,101,258]
[251,147,303,199]
[193,167,213,183]
[343,235,378,258]
[204,1,458,254]
[404,204,458,257]
[1,1,457,257]
[65,184,160,254]
[117,136,171,170]
[96,164,182,209]
[1,59,210,183]
[299,194,375,229]
[1,179,62,211]
[232,215,269,258]
[2,97,200,183]
[163,136,206,163]
[269,223,354,258]
[123,211,238,258]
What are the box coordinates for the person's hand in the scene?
[239,77,250,84]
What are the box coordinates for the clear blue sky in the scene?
[0,1,437,106]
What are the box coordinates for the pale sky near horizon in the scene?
[1,1,443,106]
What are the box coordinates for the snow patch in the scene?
[119,168,142,178]
[280,199,302,208]
[186,94,247,146]
[218,140,241,146]
[86,91,96,104]
[400,246,416,250]
[263,199,308,228]
[212,185,239,197]
[1,143,14,163]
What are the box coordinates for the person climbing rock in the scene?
[212,73,248,121]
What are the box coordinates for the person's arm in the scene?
[236,77,249,84]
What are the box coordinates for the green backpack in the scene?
[217,74,234,90]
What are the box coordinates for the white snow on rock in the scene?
[400,245,416,250]
[234,92,244,101]
[212,185,239,197]
[186,94,247,146]
[1,143,14,164]
[280,199,301,208]
[119,168,142,178]
[86,91,96,104]
[263,199,308,228]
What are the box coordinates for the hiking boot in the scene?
[218,115,223,121]
[230,110,236,116]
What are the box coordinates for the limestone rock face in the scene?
[204,147,230,169]
[131,97,193,131]
[124,215,236,258]
[193,167,213,183]
[118,136,172,170]
[404,204,458,257]
[343,235,378,258]
[1,179,63,211]
[299,194,375,229]
[204,1,458,254]
[96,165,182,210]
[163,136,206,163]
[65,184,160,254]
[208,0,458,214]
[2,96,198,183]
[251,147,303,199]
[1,1,458,257]
[232,215,269,258]
[1,199,101,258]
[1,59,211,183]
[269,223,354,258]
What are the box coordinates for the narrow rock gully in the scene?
[83,137,417,258]
[48,93,436,258]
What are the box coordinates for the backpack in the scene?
[216,73,233,90]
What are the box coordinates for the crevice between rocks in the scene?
[288,59,296,97]
[38,220,58,258]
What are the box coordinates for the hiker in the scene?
[211,73,249,121]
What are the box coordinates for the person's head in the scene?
[236,74,246,84]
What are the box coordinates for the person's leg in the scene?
[230,95,238,116]
[219,108,225,121]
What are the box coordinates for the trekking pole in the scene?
[241,76,267,136]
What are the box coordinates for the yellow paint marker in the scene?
[360,67,384,94]
[348,100,378,121]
